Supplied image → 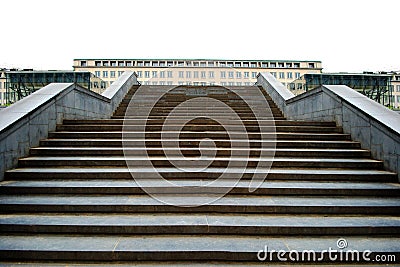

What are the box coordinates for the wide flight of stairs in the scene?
[0,85,399,264]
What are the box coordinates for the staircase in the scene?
[0,85,399,264]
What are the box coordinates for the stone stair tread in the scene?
[1,214,399,228]
[3,179,399,190]
[1,195,399,207]
[0,235,399,257]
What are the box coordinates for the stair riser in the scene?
[63,120,336,127]
[29,149,371,158]
[1,205,398,214]
[0,250,396,262]
[48,132,351,140]
[5,172,394,182]
[38,140,361,149]
[56,125,343,133]
[19,160,381,169]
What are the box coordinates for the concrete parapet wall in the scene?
[0,71,138,180]
[257,72,400,181]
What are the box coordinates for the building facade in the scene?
[73,59,323,89]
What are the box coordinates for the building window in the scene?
[220,71,226,79]
[252,72,257,79]
[111,61,116,67]
[110,71,116,78]
[270,62,276,68]
[118,71,124,77]
[397,95,400,102]
[287,72,293,79]
[144,81,150,85]
[194,71,199,78]
[200,62,206,67]
[186,71,191,78]
[295,72,301,79]
[145,71,150,78]
[250,62,257,68]
[152,81,158,85]
[152,71,158,78]
[244,72,249,78]
[126,61,132,66]
[80,61,87,67]
[208,62,214,67]
[103,71,108,78]
[236,82,242,86]
[209,71,214,78]
[179,71,184,78]
[278,63,284,68]
[167,71,173,78]
[236,72,241,79]
[201,71,206,79]
[279,72,285,79]
[286,63,292,68]
[167,81,173,85]
[118,61,125,67]
[228,71,234,79]
[396,85,400,92]
[160,81,165,85]
[101,81,107,88]
[95,71,101,77]
[228,82,234,86]
[95,61,101,66]
[270,72,277,78]
[308,63,315,68]
[227,62,233,67]
[261,62,268,68]
[103,61,109,67]
[235,62,241,67]
[245,82,250,86]
[243,62,249,67]
[221,82,226,86]
[160,71,165,78]
[294,63,300,68]
[137,71,142,78]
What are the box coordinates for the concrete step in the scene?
[2,180,399,196]
[56,124,343,133]
[5,167,396,181]
[18,156,381,169]
[48,131,352,140]
[29,147,371,158]
[38,139,361,149]
[112,115,287,120]
[0,234,398,262]
[1,214,399,235]
[63,119,337,127]
[1,195,399,214]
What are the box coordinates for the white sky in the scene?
[0,0,399,73]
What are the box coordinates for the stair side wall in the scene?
[257,72,400,182]
[0,72,138,180]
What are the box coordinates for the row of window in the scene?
[95,70,302,80]
[139,81,254,86]
[82,60,315,69]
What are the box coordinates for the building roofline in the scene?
[73,58,322,63]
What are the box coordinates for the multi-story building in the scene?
[389,72,400,109]
[73,59,323,88]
